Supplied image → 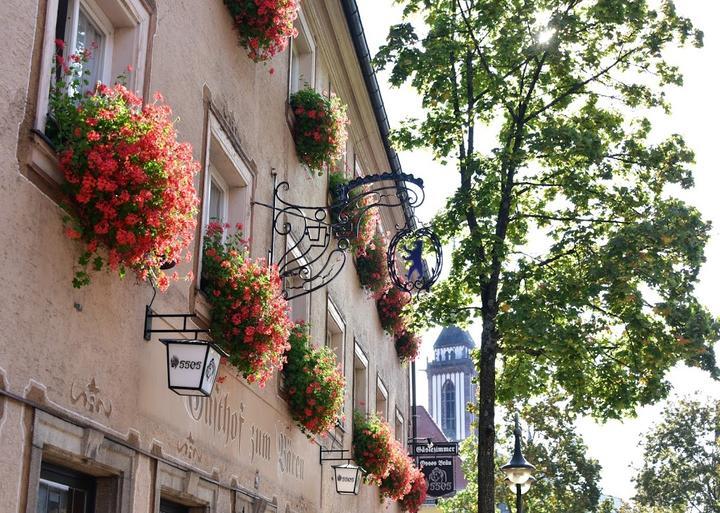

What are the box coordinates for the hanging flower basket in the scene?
[379,439,414,501]
[376,286,410,335]
[352,411,393,484]
[356,232,390,299]
[283,323,345,436]
[202,223,292,387]
[398,466,428,513]
[290,88,348,174]
[50,49,199,290]
[223,0,299,62]
[395,330,421,364]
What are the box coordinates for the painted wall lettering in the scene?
[250,425,271,463]
[186,387,244,452]
[278,433,304,480]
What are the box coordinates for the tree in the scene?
[440,397,602,513]
[374,2,720,513]
[634,397,720,513]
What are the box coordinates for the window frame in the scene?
[35,0,150,133]
[352,342,369,415]
[197,111,255,292]
[202,164,230,229]
[375,375,388,420]
[441,379,456,439]
[287,8,316,96]
[395,408,405,446]
[37,462,97,513]
[325,296,346,373]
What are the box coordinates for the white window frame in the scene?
[395,408,405,445]
[198,111,254,292]
[353,342,369,414]
[376,375,388,420]
[326,296,346,372]
[285,235,311,323]
[35,0,150,132]
[202,164,230,229]
[288,8,316,95]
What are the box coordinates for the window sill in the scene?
[285,101,296,136]
[25,129,65,201]
[191,288,212,329]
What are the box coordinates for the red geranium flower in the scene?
[50,50,199,290]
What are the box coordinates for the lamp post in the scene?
[500,413,535,513]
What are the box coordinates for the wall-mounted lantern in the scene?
[320,447,364,495]
[332,462,363,495]
[161,339,222,396]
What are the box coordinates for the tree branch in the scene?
[512,213,630,224]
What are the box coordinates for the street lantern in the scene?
[332,462,363,495]
[501,413,535,513]
[161,339,222,396]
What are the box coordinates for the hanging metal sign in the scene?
[254,171,442,300]
[418,456,455,497]
[387,225,443,295]
[412,441,458,457]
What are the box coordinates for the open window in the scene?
[353,342,368,415]
[395,409,405,446]
[288,9,315,95]
[199,111,254,292]
[326,297,345,373]
[36,0,151,133]
[375,376,388,420]
[285,236,310,323]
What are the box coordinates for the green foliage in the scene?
[377,0,719,419]
[633,397,720,513]
[289,88,348,174]
[441,396,602,513]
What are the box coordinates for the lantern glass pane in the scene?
[201,345,221,396]
[334,464,361,495]
[166,341,211,394]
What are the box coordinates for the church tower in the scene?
[426,326,476,441]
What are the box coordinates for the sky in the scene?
[355,0,720,501]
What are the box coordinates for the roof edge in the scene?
[339,0,416,229]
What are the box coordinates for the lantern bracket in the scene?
[143,305,210,341]
[319,447,352,464]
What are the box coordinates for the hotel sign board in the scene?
[418,456,455,497]
[412,441,458,456]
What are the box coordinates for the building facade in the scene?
[0,1,414,512]
[426,327,476,441]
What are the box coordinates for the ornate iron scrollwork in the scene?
[254,172,438,300]
[387,226,443,296]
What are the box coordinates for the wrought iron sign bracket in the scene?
[319,447,352,464]
[143,305,210,341]
[253,170,441,300]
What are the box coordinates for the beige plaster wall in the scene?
[0,1,409,512]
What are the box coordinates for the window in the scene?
[37,462,96,513]
[395,409,405,446]
[36,0,150,132]
[375,376,388,420]
[199,111,254,288]
[441,379,456,440]
[326,297,345,372]
[285,236,310,323]
[160,498,190,513]
[288,9,315,94]
[353,343,368,414]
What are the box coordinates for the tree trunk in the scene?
[477,313,497,513]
